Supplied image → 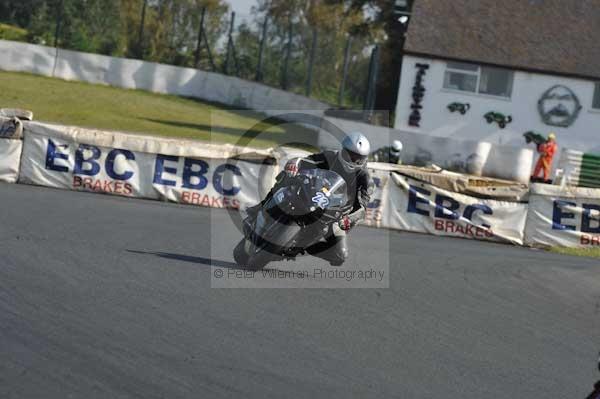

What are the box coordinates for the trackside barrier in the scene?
[18,121,279,209]
[525,183,600,248]
[1,118,596,249]
[0,117,24,183]
[363,167,528,245]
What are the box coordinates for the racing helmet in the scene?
[338,132,371,173]
[391,140,403,154]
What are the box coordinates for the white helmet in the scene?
[391,140,403,153]
[338,131,371,173]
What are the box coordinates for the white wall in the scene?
[395,55,600,153]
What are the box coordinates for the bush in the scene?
[0,23,28,42]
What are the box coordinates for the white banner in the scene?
[20,127,277,210]
[525,184,600,248]
[0,139,22,183]
[383,173,529,245]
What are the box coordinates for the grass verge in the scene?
[549,247,600,259]
[0,71,317,148]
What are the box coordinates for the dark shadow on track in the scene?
[127,250,246,270]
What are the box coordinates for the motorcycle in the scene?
[233,160,351,270]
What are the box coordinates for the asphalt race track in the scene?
[1,182,600,398]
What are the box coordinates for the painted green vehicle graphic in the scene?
[484,111,512,129]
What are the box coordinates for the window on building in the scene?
[443,62,513,98]
[443,62,478,93]
[593,83,600,109]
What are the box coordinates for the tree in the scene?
[26,0,122,54]
[0,0,46,28]
[349,0,414,114]
[126,0,228,67]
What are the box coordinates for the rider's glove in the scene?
[339,215,352,231]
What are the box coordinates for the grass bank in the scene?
[549,247,600,259]
[0,71,316,148]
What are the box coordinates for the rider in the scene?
[250,132,374,266]
[370,140,403,165]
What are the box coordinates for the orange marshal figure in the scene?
[531,133,558,183]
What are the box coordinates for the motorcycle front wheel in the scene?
[233,238,250,267]
[233,238,273,270]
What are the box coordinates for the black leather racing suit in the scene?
[258,150,372,266]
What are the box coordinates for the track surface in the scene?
[1,182,600,398]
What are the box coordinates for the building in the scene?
[394,0,600,153]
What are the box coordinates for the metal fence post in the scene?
[223,11,236,75]
[53,0,64,48]
[281,18,293,90]
[194,7,207,68]
[230,32,240,77]
[363,45,380,121]
[305,28,318,97]
[137,0,148,59]
[255,15,269,82]
[338,35,352,106]
[203,29,217,72]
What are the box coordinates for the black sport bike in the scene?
[233,161,351,270]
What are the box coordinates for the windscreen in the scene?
[298,168,348,209]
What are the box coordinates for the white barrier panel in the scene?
[19,122,278,209]
[0,40,56,76]
[525,184,600,248]
[0,117,24,183]
[0,139,22,183]
[383,173,528,245]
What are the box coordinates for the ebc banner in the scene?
[21,131,159,199]
[151,153,275,209]
[20,128,274,209]
[525,184,600,248]
[386,174,528,245]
